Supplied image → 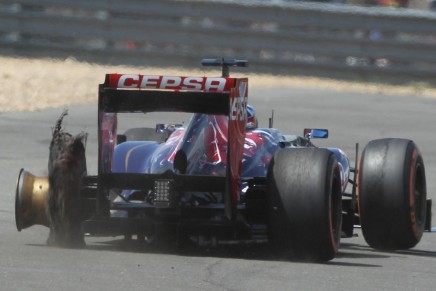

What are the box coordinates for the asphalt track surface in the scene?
[1,86,436,290]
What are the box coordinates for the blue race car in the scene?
[15,59,431,261]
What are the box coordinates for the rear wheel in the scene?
[47,131,87,248]
[267,148,342,261]
[359,138,427,250]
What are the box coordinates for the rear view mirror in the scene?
[303,128,328,139]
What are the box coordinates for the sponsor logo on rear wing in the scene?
[106,74,236,92]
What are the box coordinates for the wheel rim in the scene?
[329,169,342,251]
[412,162,426,230]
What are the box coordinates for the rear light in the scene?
[154,179,174,208]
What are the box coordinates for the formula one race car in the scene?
[15,59,432,261]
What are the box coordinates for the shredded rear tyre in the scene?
[46,110,88,248]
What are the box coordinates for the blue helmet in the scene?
[246,105,258,130]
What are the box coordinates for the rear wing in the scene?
[98,73,248,219]
[101,75,234,114]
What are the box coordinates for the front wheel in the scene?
[267,148,342,261]
[358,138,427,250]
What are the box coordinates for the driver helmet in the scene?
[246,105,258,130]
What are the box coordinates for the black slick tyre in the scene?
[267,148,342,262]
[358,138,427,250]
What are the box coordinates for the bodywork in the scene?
[14,62,431,259]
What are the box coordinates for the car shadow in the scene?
[26,236,435,266]
[338,242,436,259]
[80,237,385,266]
